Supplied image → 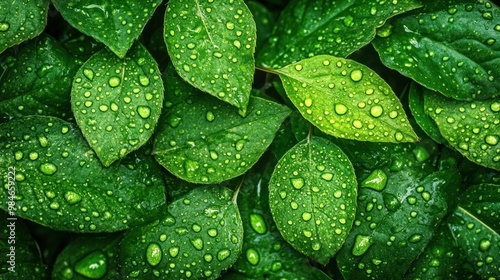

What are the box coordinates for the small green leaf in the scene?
[256,0,422,69]
[0,116,166,233]
[0,0,49,53]
[52,0,162,58]
[0,34,80,122]
[119,186,243,279]
[268,136,357,265]
[164,0,256,112]
[277,55,417,143]
[72,42,164,167]
[424,91,500,170]
[153,93,290,184]
[373,0,500,100]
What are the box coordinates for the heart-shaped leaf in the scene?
[277,55,418,143]
[119,186,243,279]
[373,0,500,100]
[52,0,162,58]
[268,136,357,265]
[72,42,164,167]
[0,116,166,233]
[164,0,256,112]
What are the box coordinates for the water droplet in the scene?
[74,251,107,279]
[108,76,121,87]
[246,248,259,265]
[352,235,373,256]
[206,111,215,122]
[394,132,404,142]
[361,169,387,191]
[312,242,321,251]
[321,173,333,181]
[484,135,499,146]
[479,239,491,251]
[295,64,303,71]
[350,69,363,81]
[168,246,179,257]
[64,191,82,204]
[302,212,312,221]
[0,22,10,32]
[333,190,342,198]
[137,106,151,119]
[99,105,108,112]
[291,177,305,189]
[235,139,245,151]
[335,103,348,115]
[250,213,267,234]
[139,75,150,86]
[226,22,235,30]
[370,105,383,118]
[217,249,231,261]
[167,115,181,128]
[40,163,57,175]
[146,243,162,266]
[383,193,400,212]
[190,238,204,250]
[207,228,218,237]
[49,202,60,210]
[482,12,493,20]
[304,98,312,107]
[408,234,422,243]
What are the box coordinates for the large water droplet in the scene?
[335,103,348,115]
[250,213,267,234]
[168,246,179,257]
[0,22,10,32]
[139,75,150,86]
[361,169,387,191]
[350,69,363,81]
[190,238,204,251]
[352,234,373,256]
[246,248,259,265]
[83,69,94,81]
[64,191,82,204]
[40,163,57,175]
[291,177,305,189]
[383,193,400,212]
[137,106,151,119]
[108,76,121,87]
[146,243,162,266]
[74,251,107,279]
[217,249,231,261]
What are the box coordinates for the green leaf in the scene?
[448,183,500,278]
[268,136,357,265]
[59,28,104,61]
[119,186,243,279]
[52,234,121,280]
[164,0,256,112]
[373,0,500,101]
[0,116,166,233]
[256,0,422,69]
[424,91,500,170]
[153,94,290,184]
[52,0,162,58]
[246,1,276,51]
[71,42,164,167]
[277,55,418,143]
[0,0,49,53]
[0,34,80,123]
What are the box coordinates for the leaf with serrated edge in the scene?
[277,55,417,143]
[373,0,500,101]
[424,91,500,170]
[256,0,422,69]
[0,116,166,233]
[153,95,290,184]
[72,42,164,167]
[164,0,256,112]
[119,186,243,280]
[52,0,162,58]
[268,136,357,265]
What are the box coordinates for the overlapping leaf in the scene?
[277,55,417,143]
[0,116,166,233]
[164,0,256,112]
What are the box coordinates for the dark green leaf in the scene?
[119,186,243,279]
[52,0,162,58]
[373,0,500,101]
[269,136,357,265]
[247,1,276,51]
[0,0,49,53]
[72,42,164,167]
[0,34,80,123]
[0,116,166,233]
[256,0,422,69]
[153,94,290,184]
[277,55,418,143]
[59,29,104,61]
[164,0,256,112]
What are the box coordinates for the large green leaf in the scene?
[0,34,80,123]
[0,116,166,233]
[72,42,164,167]
[424,90,500,170]
[0,0,49,53]
[119,186,243,279]
[373,0,500,101]
[52,0,162,58]
[268,136,357,265]
[256,0,422,69]
[153,93,290,184]
[277,55,418,143]
[164,0,256,112]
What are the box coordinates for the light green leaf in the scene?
[119,186,243,279]
[0,0,49,53]
[277,55,417,143]
[0,116,166,233]
[72,42,164,167]
[153,94,290,184]
[268,136,357,265]
[52,0,162,58]
[373,0,500,101]
[164,0,256,112]
[256,0,422,69]
[424,91,500,170]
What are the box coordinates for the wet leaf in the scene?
[256,0,422,69]
[247,1,275,51]
[59,28,104,61]
[277,55,418,143]
[373,0,500,101]
[119,186,243,279]
[0,34,80,123]
[0,116,166,233]
[52,0,162,58]
[153,93,290,184]
[164,0,256,112]
[0,0,49,53]
[268,136,357,265]
[424,90,500,171]
[72,42,164,167]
